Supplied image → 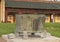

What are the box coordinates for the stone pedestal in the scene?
[2,34,60,42]
[15,14,46,38]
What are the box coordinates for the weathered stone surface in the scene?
[15,14,46,38]
[2,34,60,42]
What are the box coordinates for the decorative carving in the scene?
[15,14,46,38]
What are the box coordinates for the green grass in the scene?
[0,23,60,37]
[45,23,60,38]
[0,23,15,36]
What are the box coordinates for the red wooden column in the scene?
[5,9,8,23]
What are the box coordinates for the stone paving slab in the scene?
[6,38,60,42]
[0,37,6,42]
[2,35,60,42]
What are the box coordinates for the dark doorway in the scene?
[7,12,17,23]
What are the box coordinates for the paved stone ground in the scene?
[0,37,6,42]
[7,38,60,42]
[1,34,60,42]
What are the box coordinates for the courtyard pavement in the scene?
[0,37,6,42]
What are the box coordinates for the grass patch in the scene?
[0,23,15,36]
[45,23,60,37]
[0,23,60,37]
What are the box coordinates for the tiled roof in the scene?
[5,0,60,9]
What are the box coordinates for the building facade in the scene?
[0,0,60,23]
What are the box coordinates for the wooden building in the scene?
[1,0,60,23]
[5,0,60,23]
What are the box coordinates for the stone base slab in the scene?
[2,34,60,42]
